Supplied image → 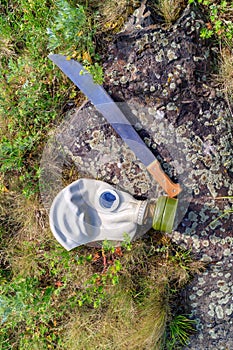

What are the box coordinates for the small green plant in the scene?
[0,275,61,349]
[75,242,123,308]
[47,0,103,83]
[166,315,196,349]
[189,0,233,40]
[77,258,122,308]
[189,1,233,102]
[210,196,233,226]
[121,232,133,251]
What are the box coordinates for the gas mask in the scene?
[49,178,178,250]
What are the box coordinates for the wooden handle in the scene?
[147,160,182,198]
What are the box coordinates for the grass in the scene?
[209,196,233,226]
[215,46,233,102]
[0,193,204,349]
[1,0,232,349]
[154,0,187,24]
[189,0,233,100]
[0,0,71,197]
[96,0,139,32]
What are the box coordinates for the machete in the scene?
[48,54,182,198]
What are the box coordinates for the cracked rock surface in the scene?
[102,7,233,348]
[42,2,233,348]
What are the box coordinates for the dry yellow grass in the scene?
[0,192,50,276]
[61,285,136,350]
[60,283,167,350]
[97,0,139,32]
[0,37,16,60]
[155,0,186,24]
[216,47,233,101]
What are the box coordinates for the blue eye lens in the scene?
[99,191,116,209]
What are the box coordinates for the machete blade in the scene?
[48,54,182,197]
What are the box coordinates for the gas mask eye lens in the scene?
[101,192,116,207]
[98,189,120,211]
[100,191,116,209]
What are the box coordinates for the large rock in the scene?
[102,3,233,348]
[102,4,233,348]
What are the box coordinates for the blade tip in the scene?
[48,53,65,62]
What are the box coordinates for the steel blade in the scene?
[48,54,181,197]
[49,54,154,165]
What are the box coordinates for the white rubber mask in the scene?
[49,179,148,250]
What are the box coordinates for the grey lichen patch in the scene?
[120,75,128,84]
[155,49,164,62]
[171,41,179,49]
[188,211,198,221]
[166,102,177,111]
[167,49,178,61]
[155,110,165,120]
[197,277,205,285]
[161,38,169,46]
[202,239,209,247]
[189,294,197,301]
[219,285,230,294]
[200,254,212,263]
[218,296,230,305]
[209,329,218,339]
[150,85,156,92]
[223,248,231,257]
[169,82,176,90]
[209,235,221,245]
[196,289,204,296]
[225,304,233,316]
[209,219,221,230]
[207,304,215,318]
[215,305,224,319]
